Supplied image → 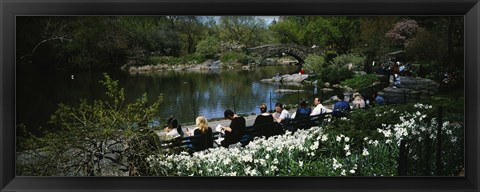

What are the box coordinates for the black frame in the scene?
[1,0,479,191]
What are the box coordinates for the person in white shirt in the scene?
[164,117,183,138]
[310,97,328,116]
[273,102,290,123]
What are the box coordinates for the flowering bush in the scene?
[146,102,463,176]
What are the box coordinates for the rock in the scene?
[398,76,439,95]
[280,74,309,83]
[275,89,306,93]
[379,76,439,104]
[379,87,421,104]
[322,88,334,93]
[354,71,367,75]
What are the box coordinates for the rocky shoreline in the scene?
[127,60,251,73]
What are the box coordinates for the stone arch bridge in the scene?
[246,44,323,65]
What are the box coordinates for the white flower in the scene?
[332,158,342,170]
[386,139,392,144]
[362,148,369,156]
[299,161,304,167]
[250,169,258,176]
[346,151,351,156]
[259,159,267,166]
[451,137,457,143]
[273,158,279,165]
[310,141,319,150]
[321,135,328,142]
[344,137,350,142]
[336,136,342,142]
[383,129,392,138]
[270,165,278,172]
[344,144,350,151]
[341,169,346,176]
[364,137,369,141]
[350,169,356,174]
[446,129,453,135]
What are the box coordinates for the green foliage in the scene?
[324,50,338,63]
[305,53,365,84]
[218,16,269,48]
[17,16,463,75]
[195,36,221,60]
[303,54,326,74]
[270,16,360,54]
[330,53,366,71]
[149,54,206,65]
[340,74,380,90]
[16,73,165,176]
[358,17,397,64]
[405,29,442,64]
[220,51,248,65]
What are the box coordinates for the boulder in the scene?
[398,76,439,95]
[379,76,439,104]
[281,74,309,83]
[322,88,335,93]
[260,74,309,84]
[275,89,306,93]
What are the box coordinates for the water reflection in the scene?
[18,65,323,134]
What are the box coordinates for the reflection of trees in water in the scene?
[17,66,299,132]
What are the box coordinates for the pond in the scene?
[17,65,334,135]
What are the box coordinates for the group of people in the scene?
[163,109,248,150]
[163,92,386,151]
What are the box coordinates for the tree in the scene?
[16,74,165,176]
[16,17,74,69]
[271,16,359,54]
[357,16,398,72]
[385,19,420,50]
[171,16,207,54]
[195,36,221,60]
[218,16,269,49]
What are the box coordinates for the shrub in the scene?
[149,56,179,65]
[195,36,221,60]
[330,53,366,71]
[149,54,206,65]
[303,54,326,74]
[304,53,366,84]
[16,73,166,176]
[340,74,380,91]
[220,51,248,65]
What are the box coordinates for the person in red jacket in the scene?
[299,68,305,75]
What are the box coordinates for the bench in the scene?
[161,113,332,152]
